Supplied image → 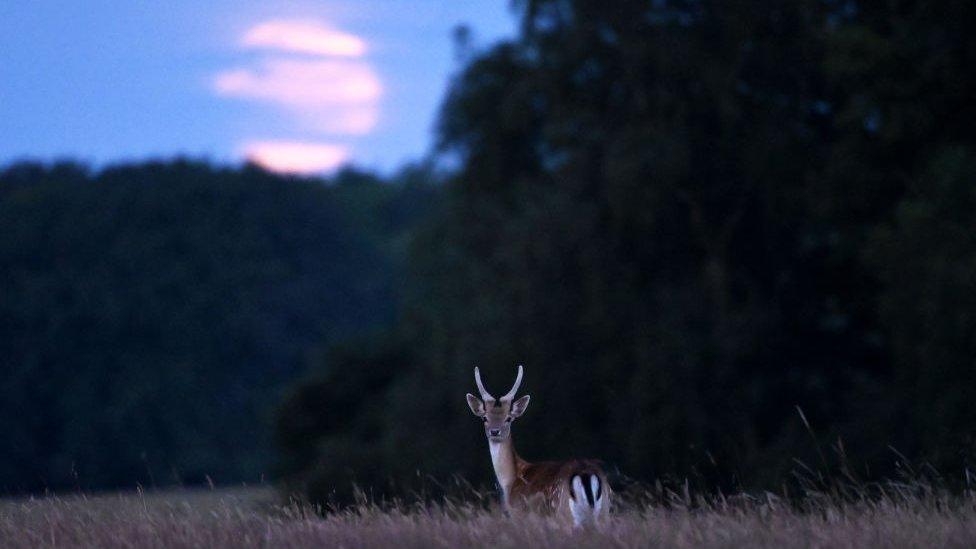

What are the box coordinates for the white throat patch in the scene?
[489,440,516,494]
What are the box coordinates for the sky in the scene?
[0,1,517,175]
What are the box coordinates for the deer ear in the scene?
[510,394,531,417]
[466,393,486,417]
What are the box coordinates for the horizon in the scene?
[0,1,516,176]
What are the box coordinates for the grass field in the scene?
[2,484,975,548]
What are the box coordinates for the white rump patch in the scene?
[591,474,604,516]
[569,475,589,528]
[568,474,604,528]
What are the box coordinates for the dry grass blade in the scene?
[1,482,975,548]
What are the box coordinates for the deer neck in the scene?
[489,437,522,495]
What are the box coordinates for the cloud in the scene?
[306,105,378,135]
[214,18,382,172]
[213,56,381,135]
[214,58,381,108]
[242,141,350,174]
[242,20,367,57]
[214,56,381,135]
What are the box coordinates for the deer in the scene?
[465,365,610,528]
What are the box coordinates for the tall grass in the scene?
[2,479,975,548]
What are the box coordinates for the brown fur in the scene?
[498,440,608,517]
[512,457,606,509]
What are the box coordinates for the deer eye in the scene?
[505,417,512,423]
[481,416,488,423]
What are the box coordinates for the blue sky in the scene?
[0,1,516,174]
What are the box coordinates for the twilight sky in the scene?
[0,1,516,175]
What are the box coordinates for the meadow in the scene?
[2,482,975,548]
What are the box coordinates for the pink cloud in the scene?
[214,58,381,108]
[242,20,366,57]
[216,18,382,165]
[303,105,379,135]
[214,19,382,136]
[242,141,350,174]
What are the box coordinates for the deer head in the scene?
[466,365,531,442]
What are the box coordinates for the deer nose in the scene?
[489,429,501,436]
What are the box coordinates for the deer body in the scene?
[466,366,610,527]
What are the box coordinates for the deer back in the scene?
[510,458,606,511]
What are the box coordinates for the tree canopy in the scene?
[0,160,437,491]
[277,0,976,503]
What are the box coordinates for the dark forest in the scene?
[2,0,975,504]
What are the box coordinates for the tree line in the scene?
[0,160,438,492]
[276,0,976,504]
[2,0,973,502]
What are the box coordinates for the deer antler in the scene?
[501,364,524,401]
[474,367,494,401]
